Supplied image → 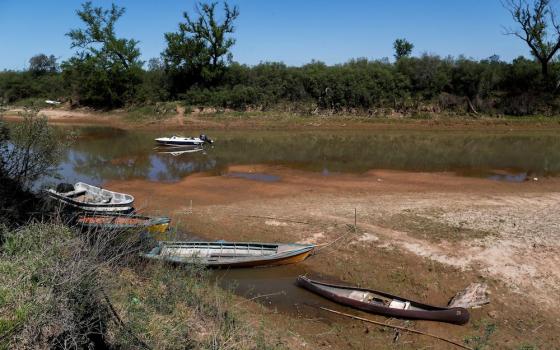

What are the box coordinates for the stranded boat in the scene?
[74,213,170,234]
[142,241,315,268]
[155,134,213,146]
[46,182,134,213]
[296,276,470,325]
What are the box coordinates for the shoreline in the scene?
[105,165,560,349]
[4,106,560,131]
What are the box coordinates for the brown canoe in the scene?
[296,276,469,325]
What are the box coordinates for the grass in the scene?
[463,319,498,350]
[0,222,280,349]
[0,223,109,348]
[379,211,494,243]
[10,98,60,109]
[124,102,178,122]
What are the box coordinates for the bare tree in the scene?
[503,0,560,78]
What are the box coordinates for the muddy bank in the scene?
[5,106,560,131]
[107,166,560,349]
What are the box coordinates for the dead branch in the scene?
[318,307,473,350]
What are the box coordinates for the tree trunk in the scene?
[541,60,549,78]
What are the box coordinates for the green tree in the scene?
[163,1,239,96]
[28,54,58,76]
[503,0,560,78]
[393,38,414,61]
[0,111,66,189]
[62,2,143,107]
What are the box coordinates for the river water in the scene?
[53,126,560,186]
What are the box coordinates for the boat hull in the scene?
[47,191,133,212]
[155,139,204,146]
[143,242,315,268]
[296,276,469,325]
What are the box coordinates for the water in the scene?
[51,126,560,186]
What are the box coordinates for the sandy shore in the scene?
[106,166,560,349]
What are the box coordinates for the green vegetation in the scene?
[0,1,560,117]
[0,223,110,348]
[62,2,143,108]
[0,223,273,349]
[123,102,178,122]
[464,319,498,350]
[0,111,66,227]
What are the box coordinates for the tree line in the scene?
[1,0,560,116]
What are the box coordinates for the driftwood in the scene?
[102,291,152,350]
[319,307,472,350]
[467,98,479,115]
[448,283,490,309]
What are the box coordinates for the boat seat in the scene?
[64,190,87,198]
[389,300,411,310]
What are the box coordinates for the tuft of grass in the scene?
[464,319,497,350]
[379,212,493,243]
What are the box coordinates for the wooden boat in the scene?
[74,213,170,234]
[142,241,315,268]
[296,276,469,325]
[155,134,213,146]
[46,182,134,212]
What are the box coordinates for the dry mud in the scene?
[107,166,560,349]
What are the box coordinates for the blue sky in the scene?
[0,0,530,70]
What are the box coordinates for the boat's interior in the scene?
[319,284,423,310]
[53,183,132,205]
[79,216,148,225]
[161,243,280,260]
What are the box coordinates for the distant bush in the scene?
[2,54,560,116]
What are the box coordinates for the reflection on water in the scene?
[51,125,560,185]
[226,172,281,182]
[488,172,529,183]
[154,145,205,156]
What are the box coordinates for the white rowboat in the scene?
[46,182,134,212]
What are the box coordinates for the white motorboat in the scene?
[155,134,213,146]
[46,182,134,212]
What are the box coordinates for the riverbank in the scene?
[107,166,560,349]
[4,105,560,131]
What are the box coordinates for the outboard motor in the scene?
[56,183,75,193]
[199,134,213,144]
